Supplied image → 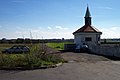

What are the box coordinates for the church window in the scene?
[85,37,92,41]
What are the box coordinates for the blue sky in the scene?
[0,0,120,39]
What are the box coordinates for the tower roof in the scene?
[85,6,91,17]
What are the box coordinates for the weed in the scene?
[0,44,63,69]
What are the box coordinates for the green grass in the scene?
[0,44,64,69]
[46,42,73,50]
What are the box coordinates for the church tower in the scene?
[85,6,91,25]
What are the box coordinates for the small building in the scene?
[73,6,102,47]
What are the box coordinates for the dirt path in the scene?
[45,44,110,62]
[61,52,110,63]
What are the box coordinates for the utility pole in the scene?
[30,31,33,44]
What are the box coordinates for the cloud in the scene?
[0,26,2,28]
[48,26,52,30]
[55,26,68,30]
[1,25,74,39]
[3,25,120,39]
[31,30,39,33]
[13,26,120,39]
[101,27,120,38]
[97,7,112,10]
[39,30,74,39]
[14,26,74,39]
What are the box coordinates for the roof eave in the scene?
[73,31,102,35]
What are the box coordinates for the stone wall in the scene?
[89,44,120,57]
[64,44,76,51]
[64,43,120,58]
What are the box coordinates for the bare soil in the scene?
[60,52,110,63]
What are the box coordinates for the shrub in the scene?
[0,44,63,69]
[0,54,28,68]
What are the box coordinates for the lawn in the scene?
[46,42,73,50]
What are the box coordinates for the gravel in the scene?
[61,52,110,63]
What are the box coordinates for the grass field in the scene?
[0,44,32,52]
[46,42,73,50]
[0,42,73,52]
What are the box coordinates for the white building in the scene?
[73,6,102,47]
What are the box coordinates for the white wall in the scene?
[74,32,101,46]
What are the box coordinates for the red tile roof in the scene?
[73,24,102,34]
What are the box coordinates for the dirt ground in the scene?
[46,44,111,62]
[61,52,110,63]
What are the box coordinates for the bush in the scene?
[0,44,63,69]
[0,54,28,68]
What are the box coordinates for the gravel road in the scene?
[61,52,110,62]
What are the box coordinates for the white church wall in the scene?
[74,33,101,46]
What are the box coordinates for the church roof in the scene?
[73,24,102,34]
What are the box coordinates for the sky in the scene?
[0,0,120,39]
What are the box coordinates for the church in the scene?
[73,6,102,47]
[65,6,120,57]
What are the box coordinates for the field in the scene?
[46,42,73,50]
[0,44,32,52]
[0,42,73,52]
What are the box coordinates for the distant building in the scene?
[73,6,102,47]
